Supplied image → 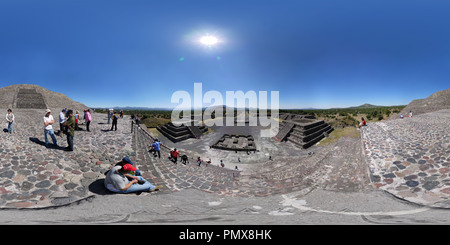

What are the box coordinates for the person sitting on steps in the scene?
[104,163,163,194]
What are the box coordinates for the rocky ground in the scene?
[362,109,450,208]
[0,109,134,208]
[0,108,373,209]
[1,107,449,210]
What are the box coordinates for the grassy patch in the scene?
[141,117,171,128]
[317,127,360,146]
[148,127,162,137]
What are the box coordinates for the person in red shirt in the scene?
[170,148,180,164]
[358,117,367,128]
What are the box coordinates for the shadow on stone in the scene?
[29,137,65,150]
[88,179,114,195]
[29,137,46,146]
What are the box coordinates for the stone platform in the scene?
[0,108,369,209]
[157,122,208,142]
[3,107,449,210]
[276,115,333,149]
[361,109,450,208]
[0,109,134,208]
[211,134,256,152]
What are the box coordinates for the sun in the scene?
[200,35,219,46]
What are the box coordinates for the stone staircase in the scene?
[134,124,241,195]
[187,125,203,139]
[274,122,294,141]
[288,121,333,149]
[157,122,208,142]
[15,88,47,109]
[133,121,333,197]
[275,116,334,149]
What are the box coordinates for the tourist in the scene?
[110,111,118,131]
[400,114,404,119]
[104,164,163,194]
[197,157,202,167]
[114,157,142,176]
[181,154,189,165]
[75,111,80,130]
[220,160,225,168]
[85,109,92,132]
[59,109,66,137]
[409,111,413,118]
[359,117,367,128]
[6,109,14,134]
[150,139,161,158]
[107,109,112,124]
[43,109,58,148]
[170,148,180,164]
[64,110,75,151]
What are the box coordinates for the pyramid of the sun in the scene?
[398,88,450,116]
[0,84,89,112]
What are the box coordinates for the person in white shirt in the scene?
[58,109,66,137]
[6,109,14,134]
[44,109,58,148]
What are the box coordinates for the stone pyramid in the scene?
[398,88,450,116]
[0,84,89,112]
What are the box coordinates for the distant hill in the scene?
[329,103,389,110]
[106,106,172,111]
[398,88,450,116]
[347,103,382,109]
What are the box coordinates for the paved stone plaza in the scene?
[0,109,134,208]
[0,107,449,211]
[361,109,450,208]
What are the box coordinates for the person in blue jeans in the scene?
[104,164,163,194]
[149,139,161,158]
[43,109,58,148]
[6,109,14,134]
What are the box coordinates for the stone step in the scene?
[187,125,203,138]
[289,125,332,143]
[289,127,334,149]
[15,89,47,109]
[274,122,294,141]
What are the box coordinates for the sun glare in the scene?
[200,36,219,46]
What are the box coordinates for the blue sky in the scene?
[0,0,449,109]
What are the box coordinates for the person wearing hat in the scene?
[115,157,142,176]
[63,109,76,151]
[43,109,58,148]
[104,163,163,193]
